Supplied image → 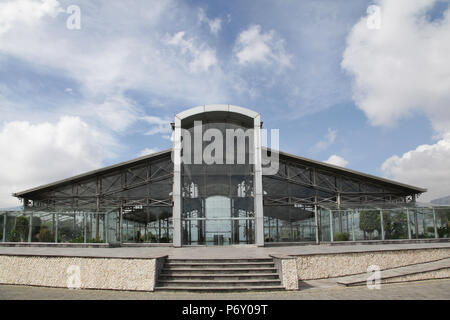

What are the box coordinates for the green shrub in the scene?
[88,236,104,243]
[68,236,84,243]
[145,232,157,243]
[334,232,350,241]
[36,226,54,242]
[6,229,19,242]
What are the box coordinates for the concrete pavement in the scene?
[0,242,449,259]
[0,278,449,300]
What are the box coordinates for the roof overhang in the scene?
[13,149,173,198]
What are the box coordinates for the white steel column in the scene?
[314,200,319,244]
[254,115,264,246]
[172,116,182,247]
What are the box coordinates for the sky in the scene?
[0,0,450,207]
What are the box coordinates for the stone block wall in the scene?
[0,255,162,291]
[295,248,450,280]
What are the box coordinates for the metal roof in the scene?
[13,147,426,198]
[273,148,426,193]
[13,149,173,197]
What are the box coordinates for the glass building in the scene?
[4,105,449,246]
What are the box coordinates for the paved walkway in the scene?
[0,242,449,259]
[0,279,449,299]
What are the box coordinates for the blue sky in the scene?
[0,0,449,206]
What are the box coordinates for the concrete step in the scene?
[157,279,282,288]
[155,257,285,292]
[154,285,285,292]
[161,267,278,274]
[159,273,280,280]
[165,262,275,268]
[166,258,273,263]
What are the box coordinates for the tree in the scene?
[436,208,450,238]
[359,210,379,240]
[14,216,29,242]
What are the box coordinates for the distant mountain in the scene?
[431,195,450,205]
[0,206,23,211]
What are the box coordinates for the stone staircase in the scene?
[154,258,285,292]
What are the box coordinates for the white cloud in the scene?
[311,128,337,152]
[138,148,160,157]
[382,132,450,202]
[198,8,222,35]
[165,31,218,73]
[142,115,172,135]
[0,117,117,207]
[234,24,291,67]
[0,0,63,34]
[0,0,229,121]
[342,0,450,132]
[75,95,140,132]
[324,154,348,167]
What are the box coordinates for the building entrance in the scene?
[182,196,255,246]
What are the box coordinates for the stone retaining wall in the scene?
[295,248,450,280]
[0,255,163,291]
[271,255,299,290]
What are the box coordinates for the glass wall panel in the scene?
[294,215,316,241]
[264,216,276,242]
[319,208,331,242]
[382,209,409,240]
[57,212,85,243]
[85,213,106,243]
[435,208,450,238]
[146,217,173,243]
[332,211,352,241]
[416,208,435,238]
[31,212,55,242]
[233,219,254,244]
[332,210,354,241]
[3,212,30,242]
[352,210,381,241]
[106,210,120,243]
[0,212,4,242]
[262,206,315,242]
[121,206,173,243]
[408,209,418,239]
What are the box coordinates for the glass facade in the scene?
[121,207,173,243]
[263,207,316,242]
[317,207,450,242]
[181,121,255,245]
[3,205,445,245]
